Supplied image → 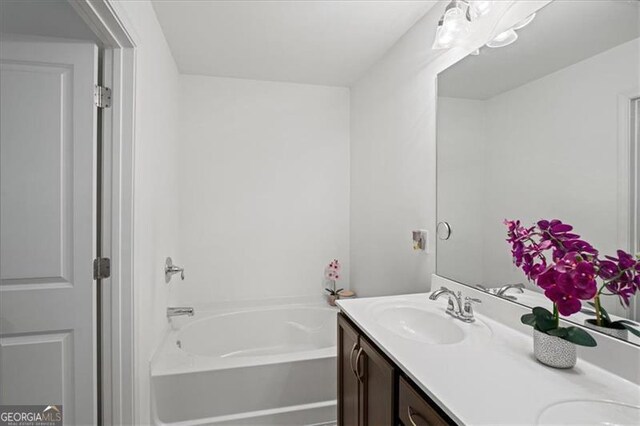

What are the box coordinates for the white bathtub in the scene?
[151,300,338,425]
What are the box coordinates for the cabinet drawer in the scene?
[398,377,449,426]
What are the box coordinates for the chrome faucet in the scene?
[167,307,194,318]
[429,287,463,315]
[495,283,524,297]
[429,287,481,323]
[475,283,524,300]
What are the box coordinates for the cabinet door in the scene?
[358,338,395,426]
[338,313,360,426]
[398,376,449,426]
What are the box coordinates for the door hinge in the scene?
[94,85,112,108]
[93,257,111,280]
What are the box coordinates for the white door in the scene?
[0,37,98,424]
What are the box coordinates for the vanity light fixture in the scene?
[432,1,493,50]
[486,13,536,49]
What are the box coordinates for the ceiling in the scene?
[439,0,640,100]
[0,0,100,43]
[152,0,436,87]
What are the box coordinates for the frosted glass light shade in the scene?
[432,4,470,50]
[432,23,455,49]
[486,29,518,48]
[442,6,470,36]
[469,1,492,18]
[513,13,536,30]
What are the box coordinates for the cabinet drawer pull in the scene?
[407,406,430,426]
[354,347,365,382]
[348,342,358,375]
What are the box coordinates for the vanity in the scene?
[336,280,640,425]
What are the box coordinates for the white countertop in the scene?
[337,293,640,425]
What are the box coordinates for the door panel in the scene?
[0,37,98,424]
[0,63,73,283]
[0,333,73,406]
[359,338,394,426]
[338,314,360,426]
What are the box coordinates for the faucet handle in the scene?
[165,257,185,283]
[462,297,481,322]
[446,296,456,314]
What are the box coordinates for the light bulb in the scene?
[513,13,536,30]
[432,23,454,49]
[442,6,470,36]
[486,29,518,48]
[431,1,471,50]
[469,1,492,18]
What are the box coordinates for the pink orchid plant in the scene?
[325,259,343,296]
[505,219,640,341]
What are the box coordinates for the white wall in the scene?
[176,75,350,304]
[349,0,546,297]
[111,1,181,424]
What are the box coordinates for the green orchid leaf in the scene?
[521,313,536,327]
[547,328,568,338]
[600,320,626,330]
[535,317,556,332]
[564,327,597,347]
[619,322,640,338]
[532,306,554,319]
[532,308,556,332]
[616,319,639,326]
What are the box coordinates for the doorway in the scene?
[0,1,136,423]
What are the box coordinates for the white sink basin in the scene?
[375,305,465,344]
[368,301,491,345]
[537,400,640,425]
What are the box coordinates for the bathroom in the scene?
[0,0,638,425]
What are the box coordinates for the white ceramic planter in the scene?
[583,319,628,340]
[533,329,577,369]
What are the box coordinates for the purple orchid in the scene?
[505,219,639,322]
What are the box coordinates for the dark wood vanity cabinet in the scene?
[338,313,453,426]
[338,313,395,425]
[338,312,362,426]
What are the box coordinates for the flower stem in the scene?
[594,295,602,326]
[553,303,559,329]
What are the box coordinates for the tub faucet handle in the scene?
[165,257,185,283]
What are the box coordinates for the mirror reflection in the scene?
[436,0,640,344]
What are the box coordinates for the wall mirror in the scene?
[436,0,640,345]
